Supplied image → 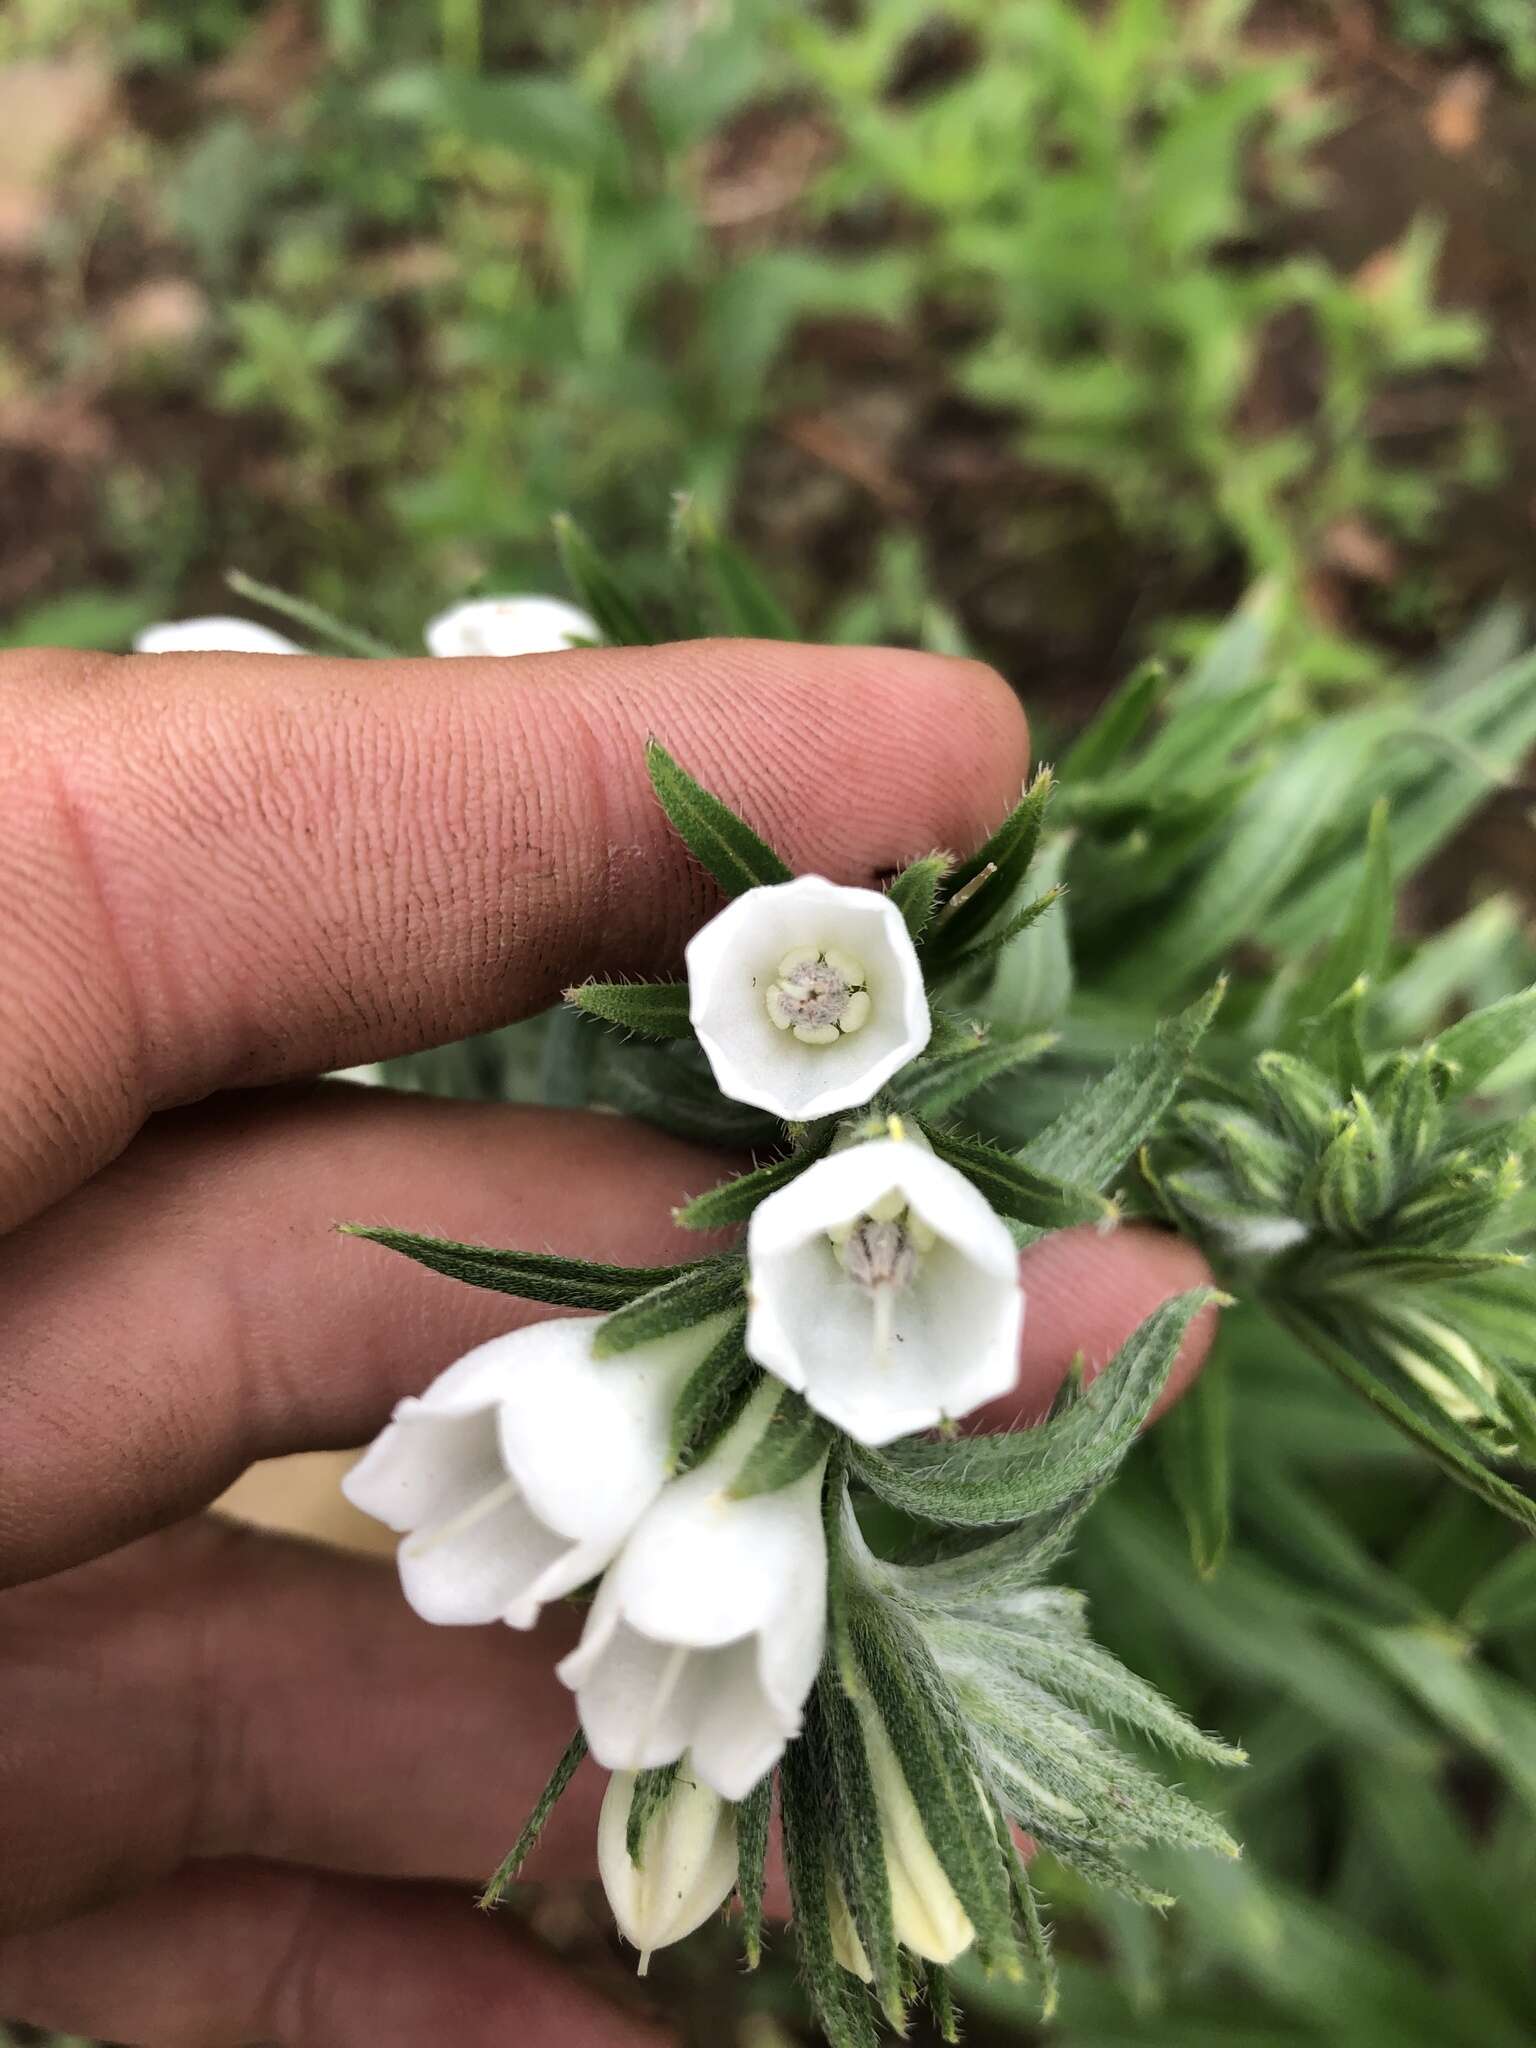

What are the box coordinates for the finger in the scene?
[3,1231,1216,1922]
[980,1222,1219,1430]
[2,638,1027,1229]
[0,1859,673,2048]
[0,1089,737,1585]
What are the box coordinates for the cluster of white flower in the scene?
[342,866,1027,1964]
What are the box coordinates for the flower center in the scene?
[829,1192,937,1366]
[765,946,872,1045]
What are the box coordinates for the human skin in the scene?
[0,638,1215,2045]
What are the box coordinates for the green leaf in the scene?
[729,1385,833,1499]
[851,1599,1020,1975]
[339,1224,684,1308]
[887,853,951,942]
[565,979,693,1040]
[1058,657,1165,784]
[929,769,1054,959]
[479,1728,587,1908]
[892,1030,1057,1119]
[817,1675,903,2022]
[779,1727,881,2048]
[673,496,799,639]
[553,513,654,645]
[1024,981,1225,1192]
[224,568,397,658]
[936,885,1066,973]
[675,1131,832,1231]
[735,1774,774,1969]
[668,1314,757,1470]
[923,1126,1112,1232]
[645,739,793,897]
[592,1256,747,1355]
[1284,798,1394,1025]
[598,1041,782,1148]
[1436,985,1536,1096]
[625,1761,682,1863]
[851,1290,1217,1527]
[1156,1339,1231,1576]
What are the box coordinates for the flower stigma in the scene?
[829,1185,937,1366]
[765,945,873,1045]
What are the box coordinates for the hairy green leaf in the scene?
[565,979,692,1040]
[339,1224,683,1308]
[592,1257,747,1354]
[645,738,793,896]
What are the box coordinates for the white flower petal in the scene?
[342,1406,506,1535]
[134,617,304,656]
[686,876,930,1121]
[399,1480,571,1626]
[746,1138,1024,1445]
[423,595,599,657]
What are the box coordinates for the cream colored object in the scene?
[215,1450,395,1555]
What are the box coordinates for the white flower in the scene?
[557,1385,828,1799]
[746,1132,1023,1445]
[597,1762,738,1971]
[134,616,303,655]
[423,595,600,657]
[686,876,931,1121]
[342,1314,723,1628]
[829,1702,976,1978]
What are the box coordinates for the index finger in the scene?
[0,638,1027,1231]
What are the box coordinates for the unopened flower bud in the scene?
[598,1764,739,1972]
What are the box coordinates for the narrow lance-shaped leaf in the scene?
[565,980,693,1041]
[672,494,799,639]
[850,1289,1219,1528]
[1283,798,1394,1027]
[936,885,1065,974]
[668,1313,757,1471]
[729,1385,833,1500]
[779,1726,881,2048]
[1058,657,1165,785]
[928,769,1054,959]
[1155,1339,1231,1577]
[887,852,951,943]
[592,1256,747,1356]
[735,1774,774,1970]
[818,1675,904,2023]
[339,1224,685,1309]
[850,1600,1020,1976]
[892,1029,1058,1120]
[675,1130,833,1231]
[1436,984,1536,1097]
[645,738,793,896]
[480,1728,587,1908]
[553,512,653,645]
[923,1125,1112,1232]
[1024,979,1225,1196]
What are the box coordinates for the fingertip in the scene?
[981,1223,1219,1431]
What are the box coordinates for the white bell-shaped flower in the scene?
[134,616,303,655]
[558,1385,828,1799]
[343,1314,723,1628]
[423,595,599,657]
[686,876,931,1122]
[828,1705,976,1978]
[598,1762,739,1971]
[746,1132,1023,1445]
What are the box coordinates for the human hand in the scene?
[0,637,1215,2045]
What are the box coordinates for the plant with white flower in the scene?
[341,739,1248,2047]
[423,594,600,656]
